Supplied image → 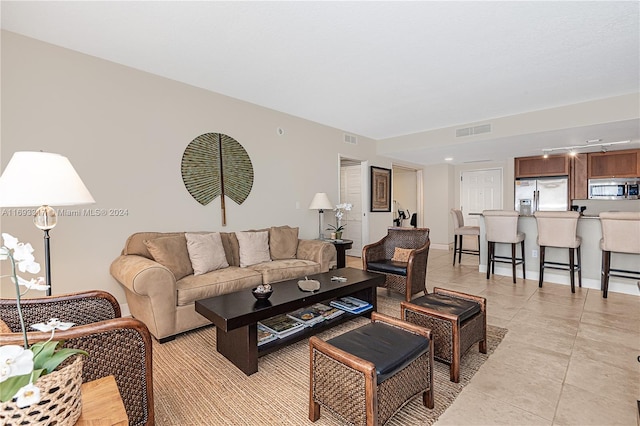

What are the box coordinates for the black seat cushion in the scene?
[411,293,481,323]
[367,260,407,276]
[327,322,430,384]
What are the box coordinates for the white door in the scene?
[340,164,363,256]
[461,169,503,227]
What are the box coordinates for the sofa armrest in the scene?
[110,255,179,340]
[110,255,177,297]
[297,239,336,272]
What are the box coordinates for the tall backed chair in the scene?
[599,212,640,298]
[450,209,480,266]
[362,227,430,301]
[534,211,582,292]
[483,210,526,283]
[0,291,154,426]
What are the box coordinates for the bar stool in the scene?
[450,209,480,266]
[483,210,525,283]
[534,211,582,293]
[599,212,640,298]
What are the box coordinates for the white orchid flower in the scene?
[0,345,34,383]
[31,318,74,333]
[2,233,19,250]
[0,246,9,261]
[14,383,41,408]
[14,245,40,275]
[17,276,49,292]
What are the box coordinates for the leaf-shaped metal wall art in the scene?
[181,133,254,226]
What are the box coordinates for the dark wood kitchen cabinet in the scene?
[587,149,640,178]
[570,153,588,200]
[515,155,570,178]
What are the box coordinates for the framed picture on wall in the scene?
[370,166,391,212]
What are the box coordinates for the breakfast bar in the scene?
[476,213,639,295]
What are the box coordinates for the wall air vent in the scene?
[343,134,358,145]
[455,123,492,137]
[463,159,493,164]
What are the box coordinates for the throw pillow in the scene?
[236,231,272,267]
[269,226,299,260]
[144,235,194,280]
[185,232,230,275]
[391,247,413,262]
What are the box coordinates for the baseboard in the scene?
[431,243,450,251]
[478,265,640,297]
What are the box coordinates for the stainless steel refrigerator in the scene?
[514,177,568,214]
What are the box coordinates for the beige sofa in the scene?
[110,226,336,341]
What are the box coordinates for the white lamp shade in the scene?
[0,151,95,207]
[309,192,333,210]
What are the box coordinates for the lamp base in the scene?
[33,205,55,296]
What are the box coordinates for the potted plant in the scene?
[0,233,87,425]
[326,203,352,239]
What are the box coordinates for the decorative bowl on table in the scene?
[252,284,273,300]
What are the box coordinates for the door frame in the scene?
[338,155,369,255]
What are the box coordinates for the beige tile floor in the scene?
[347,249,640,426]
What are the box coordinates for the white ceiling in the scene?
[2,1,639,165]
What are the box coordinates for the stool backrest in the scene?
[599,212,640,254]
[483,210,520,243]
[534,211,580,247]
[450,209,464,229]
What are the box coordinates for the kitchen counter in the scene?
[476,214,639,296]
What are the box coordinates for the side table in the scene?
[329,239,353,268]
[76,375,128,425]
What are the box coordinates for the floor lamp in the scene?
[0,152,95,296]
[309,192,333,240]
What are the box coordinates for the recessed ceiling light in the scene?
[444,157,453,161]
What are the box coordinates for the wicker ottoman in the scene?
[309,312,434,426]
[401,287,486,383]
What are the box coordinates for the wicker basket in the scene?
[0,355,83,426]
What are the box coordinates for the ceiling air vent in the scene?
[344,134,358,145]
[455,123,492,137]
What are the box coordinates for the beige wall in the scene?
[0,31,393,302]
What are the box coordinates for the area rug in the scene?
[152,294,507,425]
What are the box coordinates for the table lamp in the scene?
[0,151,95,296]
[309,192,333,240]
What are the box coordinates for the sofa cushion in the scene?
[185,232,229,275]
[236,231,272,267]
[124,232,183,258]
[176,266,263,306]
[249,259,321,284]
[391,247,413,262]
[269,226,299,260]
[144,235,194,280]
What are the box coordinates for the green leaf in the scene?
[0,374,31,403]
[32,340,61,370]
[40,349,87,375]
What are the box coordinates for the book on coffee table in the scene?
[330,296,372,314]
[259,314,306,338]
[286,307,326,327]
[309,303,345,320]
[257,324,278,346]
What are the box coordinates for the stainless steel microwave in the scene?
[588,178,640,200]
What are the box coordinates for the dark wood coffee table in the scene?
[195,267,384,375]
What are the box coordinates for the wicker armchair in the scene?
[362,227,430,301]
[0,290,153,426]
